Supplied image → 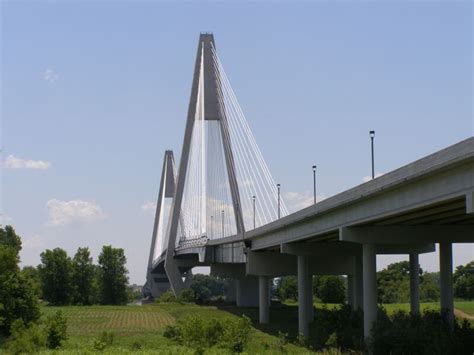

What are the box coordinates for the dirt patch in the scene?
[454,308,474,320]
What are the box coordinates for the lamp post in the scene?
[312,165,317,204]
[252,195,256,229]
[221,210,224,238]
[210,215,213,239]
[277,184,281,219]
[370,130,375,179]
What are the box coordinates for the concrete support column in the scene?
[439,242,454,329]
[236,279,242,306]
[297,255,310,338]
[409,253,420,315]
[236,277,259,307]
[268,278,273,307]
[259,276,270,324]
[362,244,377,339]
[347,275,355,310]
[307,273,314,322]
[225,279,237,303]
[355,253,364,310]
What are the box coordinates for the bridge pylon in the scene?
[146,33,287,297]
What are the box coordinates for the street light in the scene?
[277,184,281,219]
[252,195,256,229]
[210,215,213,239]
[312,165,317,204]
[369,130,375,179]
[221,210,224,238]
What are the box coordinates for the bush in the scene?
[163,324,182,340]
[314,276,346,304]
[45,310,68,349]
[157,289,177,303]
[178,288,195,303]
[276,276,298,301]
[93,331,115,350]
[221,315,252,353]
[370,309,474,354]
[312,304,364,351]
[6,319,45,354]
[277,331,289,352]
[165,315,252,353]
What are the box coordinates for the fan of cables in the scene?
[177,44,288,246]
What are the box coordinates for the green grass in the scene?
[4,301,474,354]
[22,303,316,354]
[455,301,474,316]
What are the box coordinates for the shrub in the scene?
[93,331,115,350]
[276,276,298,301]
[370,309,474,354]
[178,288,196,303]
[312,304,364,351]
[277,331,289,352]
[6,319,45,354]
[158,289,177,303]
[131,340,142,350]
[163,324,182,340]
[221,315,252,353]
[93,339,107,351]
[99,331,115,346]
[45,310,68,349]
[165,315,252,353]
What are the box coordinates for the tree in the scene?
[419,272,440,302]
[189,274,228,302]
[98,245,129,305]
[376,261,439,304]
[72,247,97,305]
[38,248,74,305]
[377,261,413,304]
[22,266,42,299]
[276,276,298,301]
[454,261,474,300]
[0,225,22,255]
[314,275,346,303]
[0,226,40,336]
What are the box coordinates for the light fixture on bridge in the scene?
[312,165,317,205]
[369,130,375,180]
[277,184,281,219]
[252,195,256,229]
[221,210,224,238]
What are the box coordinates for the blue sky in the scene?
[1,1,472,284]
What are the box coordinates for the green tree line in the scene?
[275,260,474,304]
[0,223,131,337]
[36,245,130,306]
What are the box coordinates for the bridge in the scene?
[143,33,474,340]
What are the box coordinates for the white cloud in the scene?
[362,172,384,183]
[43,68,59,83]
[46,199,106,227]
[0,214,13,225]
[5,155,51,170]
[22,234,44,249]
[283,191,326,213]
[141,201,156,212]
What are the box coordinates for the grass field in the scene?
[455,301,474,316]
[31,303,315,354]
[3,301,473,354]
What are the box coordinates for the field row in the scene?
[42,306,174,334]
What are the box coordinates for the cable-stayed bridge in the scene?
[143,33,474,339]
